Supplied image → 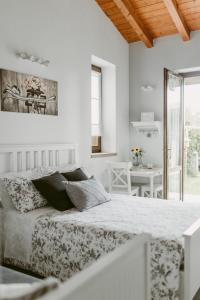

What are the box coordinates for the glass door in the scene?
[184,75,200,202]
[164,69,184,200]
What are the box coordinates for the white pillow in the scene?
[47,164,92,177]
[0,167,54,180]
[47,164,77,173]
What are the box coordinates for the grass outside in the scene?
[184,174,200,196]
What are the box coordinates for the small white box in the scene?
[141,112,154,122]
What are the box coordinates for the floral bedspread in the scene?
[5,195,200,300]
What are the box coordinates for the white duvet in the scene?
[3,195,200,300]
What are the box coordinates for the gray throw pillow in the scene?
[64,178,111,211]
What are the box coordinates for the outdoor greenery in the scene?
[187,128,200,173]
[184,175,200,196]
[188,128,200,157]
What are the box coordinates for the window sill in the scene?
[91,152,117,158]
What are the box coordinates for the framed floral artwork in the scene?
[0,69,58,115]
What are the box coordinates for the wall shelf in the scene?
[131,121,161,137]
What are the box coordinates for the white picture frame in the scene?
[141,112,154,122]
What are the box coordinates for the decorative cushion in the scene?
[32,172,74,211]
[0,168,54,210]
[2,177,47,213]
[0,179,15,210]
[63,178,111,211]
[62,168,89,181]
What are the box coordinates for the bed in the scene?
[0,237,149,300]
[1,144,200,300]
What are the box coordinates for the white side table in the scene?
[130,167,163,198]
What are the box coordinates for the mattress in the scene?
[3,195,200,300]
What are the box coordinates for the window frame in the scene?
[91,64,102,153]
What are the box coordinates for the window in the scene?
[91,55,117,157]
[91,65,102,153]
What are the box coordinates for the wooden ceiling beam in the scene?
[112,0,153,48]
[163,0,190,41]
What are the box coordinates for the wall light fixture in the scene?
[16,52,50,67]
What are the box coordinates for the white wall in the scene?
[130,31,200,167]
[0,0,130,186]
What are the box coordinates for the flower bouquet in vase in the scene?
[131,147,143,167]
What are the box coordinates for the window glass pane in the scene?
[91,72,100,99]
[91,66,102,153]
[91,99,100,124]
[92,136,99,147]
[92,124,100,136]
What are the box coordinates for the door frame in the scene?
[163,68,184,200]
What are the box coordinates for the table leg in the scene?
[150,176,154,198]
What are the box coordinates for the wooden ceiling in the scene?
[96,0,200,47]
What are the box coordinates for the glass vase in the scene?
[132,156,142,167]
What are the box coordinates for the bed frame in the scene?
[0,143,200,300]
[40,234,150,300]
[183,219,200,300]
[0,143,79,173]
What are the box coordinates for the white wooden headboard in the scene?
[0,143,79,174]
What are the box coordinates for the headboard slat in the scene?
[21,152,26,171]
[0,144,78,174]
[12,152,18,172]
[43,150,48,167]
[53,150,57,167]
[30,151,34,170]
[56,150,59,166]
[37,151,42,168]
